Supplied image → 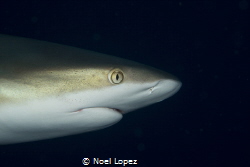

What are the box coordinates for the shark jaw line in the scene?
[74,107,123,114]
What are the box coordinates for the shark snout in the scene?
[148,79,182,102]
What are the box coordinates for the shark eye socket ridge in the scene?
[108,69,124,84]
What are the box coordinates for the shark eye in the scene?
[108,69,124,84]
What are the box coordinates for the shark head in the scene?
[0,34,181,144]
[69,65,182,114]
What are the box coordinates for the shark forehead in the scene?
[0,34,181,144]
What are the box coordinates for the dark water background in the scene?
[0,1,249,166]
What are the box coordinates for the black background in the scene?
[0,1,249,167]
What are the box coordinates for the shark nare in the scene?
[0,34,181,144]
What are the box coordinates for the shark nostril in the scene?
[149,81,161,94]
[149,87,155,94]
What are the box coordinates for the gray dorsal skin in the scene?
[0,34,181,144]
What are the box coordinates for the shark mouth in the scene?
[74,107,123,114]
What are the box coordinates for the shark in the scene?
[0,34,181,144]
